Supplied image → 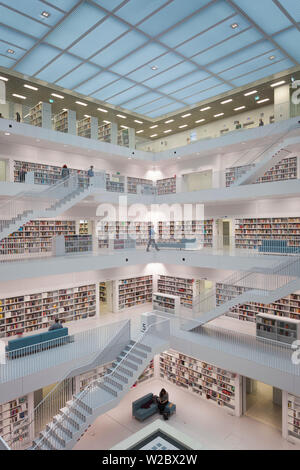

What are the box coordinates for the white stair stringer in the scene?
[232,134,300,186]
[184,278,300,330]
[0,185,91,240]
[31,335,169,450]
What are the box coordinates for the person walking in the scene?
[48,317,63,331]
[19,165,27,182]
[87,165,94,186]
[146,224,159,252]
[259,118,264,127]
[16,112,21,123]
[61,164,70,186]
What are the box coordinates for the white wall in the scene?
[138,105,274,152]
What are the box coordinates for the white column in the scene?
[128,127,135,149]
[110,122,118,145]
[90,116,98,140]
[274,84,290,122]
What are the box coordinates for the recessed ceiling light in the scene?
[0,76,8,82]
[270,81,286,87]
[200,106,211,111]
[151,66,158,70]
[134,120,143,124]
[136,130,144,133]
[51,93,64,99]
[231,23,238,29]
[97,108,108,113]
[257,98,270,104]
[150,134,158,137]
[234,106,246,111]
[269,55,275,60]
[164,129,172,133]
[165,119,174,124]
[41,11,50,17]
[120,125,128,129]
[117,114,126,119]
[4,132,10,136]
[221,99,233,104]
[150,125,158,129]
[103,120,111,124]
[24,84,38,91]
[195,119,205,123]
[12,93,26,99]
[76,101,87,106]
[179,124,188,128]
[181,113,191,118]
[214,113,224,117]
[7,49,14,54]
[244,90,257,96]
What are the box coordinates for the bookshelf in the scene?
[112,238,136,250]
[77,116,98,140]
[29,102,51,129]
[0,393,33,446]
[157,276,198,310]
[118,128,129,147]
[98,122,112,143]
[256,313,300,344]
[0,220,76,257]
[156,177,176,195]
[64,235,92,253]
[226,156,297,187]
[0,284,96,338]
[235,217,300,251]
[159,350,241,415]
[79,221,90,235]
[99,282,106,303]
[106,174,125,193]
[97,221,151,248]
[157,220,213,247]
[131,360,154,388]
[13,160,90,186]
[78,363,113,392]
[54,110,76,135]
[116,275,153,311]
[153,292,181,315]
[287,394,300,442]
[127,177,154,194]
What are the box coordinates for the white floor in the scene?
[73,379,300,451]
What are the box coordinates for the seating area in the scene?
[132,393,176,422]
[5,327,73,359]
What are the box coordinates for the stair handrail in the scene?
[31,316,170,450]
[9,319,130,450]
[226,122,300,184]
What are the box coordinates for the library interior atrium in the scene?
[1,0,300,453]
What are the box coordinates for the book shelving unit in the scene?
[53,110,76,135]
[127,177,154,194]
[0,394,33,446]
[287,394,300,442]
[118,128,129,147]
[78,363,113,392]
[99,282,106,302]
[157,276,197,310]
[235,217,300,251]
[131,360,154,388]
[256,313,300,344]
[225,164,255,187]
[0,284,96,338]
[159,350,240,415]
[13,160,89,186]
[157,220,213,247]
[153,292,181,315]
[77,116,98,139]
[64,235,92,253]
[117,276,153,311]
[106,174,125,192]
[29,102,51,129]
[156,177,176,195]
[98,123,112,143]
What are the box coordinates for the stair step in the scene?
[73,397,93,415]
[120,359,138,371]
[58,409,80,430]
[39,431,64,450]
[113,365,133,377]
[109,371,129,384]
[46,423,69,447]
[66,402,87,422]
[129,340,152,353]
[119,352,143,364]
[53,416,75,438]
[97,382,119,397]
[124,346,147,359]
[103,377,123,390]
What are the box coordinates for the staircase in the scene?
[0,176,91,240]
[30,320,170,450]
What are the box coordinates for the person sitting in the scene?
[156,388,169,420]
[48,317,63,331]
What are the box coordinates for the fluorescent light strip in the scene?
[24,84,38,91]
[214,113,224,117]
[98,108,108,113]
[200,106,211,111]
[103,120,111,124]
[136,130,144,133]
[117,114,126,119]
[76,101,87,106]
[120,125,128,129]
[257,98,270,104]
[244,90,257,96]
[134,120,143,124]
[179,124,188,128]
[221,99,232,104]
[150,125,158,129]
[270,81,286,87]
[181,113,191,118]
[84,115,90,118]
[165,119,174,123]
[12,93,26,99]
[234,106,246,111]
[150,134,157,137]
[164,129,172,133]
[0,76,8,82]
[195,119,205,123]
[51,93,64,99]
